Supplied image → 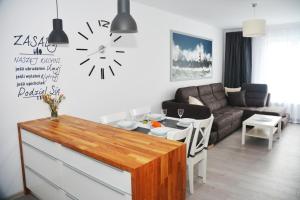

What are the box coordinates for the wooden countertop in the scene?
[18,115,184,173]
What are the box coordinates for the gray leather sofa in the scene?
[162,83,289,144]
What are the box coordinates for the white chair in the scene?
[167,125,193,141]
[186,115,214,194]
[99,112,128,124]
[129,106,151,121]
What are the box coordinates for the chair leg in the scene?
[188,163,194,194]
[198,158,207,183]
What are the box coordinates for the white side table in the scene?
[242,114,282,150]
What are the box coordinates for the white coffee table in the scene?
[242,114,282,150]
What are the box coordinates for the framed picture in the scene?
[170,31,213,81]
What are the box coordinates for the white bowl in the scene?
[117,120,135,129]
[150,127,169,136]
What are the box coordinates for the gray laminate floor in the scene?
[14,123,300,200]
[186,123,300,200]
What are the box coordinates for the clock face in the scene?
[76,20,125,79]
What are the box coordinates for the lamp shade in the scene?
[243,19,266,37]
[48,19,69,44]
[111,0,137,33]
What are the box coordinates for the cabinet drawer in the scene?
[25,167,64,200]
[23,142,62,188]
[21,130,60,159]
[62,163,131,200]
[62,146,131,194]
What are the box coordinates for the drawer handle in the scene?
[25,166,61,190]
[23,142,58,161]
[63,163,128,196]
[65,192,79,200]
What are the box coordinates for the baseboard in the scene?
[4,191,24,200]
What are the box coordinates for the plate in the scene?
[148,114,166,121]
[122,123,138,131]
[176,122,192,128]
[179,118,195,125]
[149,127,169,136]
[148,132,167,138]
[117,120,138,130]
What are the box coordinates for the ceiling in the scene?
[133,0,300,29]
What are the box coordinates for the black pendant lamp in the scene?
[111,0,138,33]
[48,0,69,44]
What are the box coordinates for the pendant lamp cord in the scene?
[252,3,257,17]
[56,0,59,18]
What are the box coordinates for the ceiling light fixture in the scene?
[48,0,69,44]
[243,3,266,37]
[111,0,138,33]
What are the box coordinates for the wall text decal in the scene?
[13,34,62,100]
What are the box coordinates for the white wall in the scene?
[0,0,223,198]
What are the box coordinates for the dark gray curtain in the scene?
[224,31,252,87]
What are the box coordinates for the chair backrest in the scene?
[167,125,193,142]
[184,124,194,157]
[189,115,214,157]
[129,106,151,119]
[99,112,128,124]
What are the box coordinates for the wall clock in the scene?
[76,20,125,79]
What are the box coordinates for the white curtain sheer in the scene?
[252,23,300,123]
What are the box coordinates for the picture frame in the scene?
[170,30,213,81]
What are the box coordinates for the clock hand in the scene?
[87,49,100,57]
[99,45,106,53]
[87,45,106,57]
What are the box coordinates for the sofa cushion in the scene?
[211,83,228,108]
[214,107,244,119]
[212,107,243,131]
[188,96,204,106]
[243,84,268,107]
[224,87,241,96]
[230,109,244,121]
[198,84,226,112]
[175,86,199,103]
[227,91,246,107]
[213,113,232,131]
[198,85,217,110]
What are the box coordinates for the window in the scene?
[252,23,300,123]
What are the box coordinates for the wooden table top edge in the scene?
[18,115,185,173]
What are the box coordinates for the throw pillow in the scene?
[227,91,246,107]
[188,96,204,106]
[224,87,241,96]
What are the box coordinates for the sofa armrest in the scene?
[162,100,211,119]
[266,93,271,107]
